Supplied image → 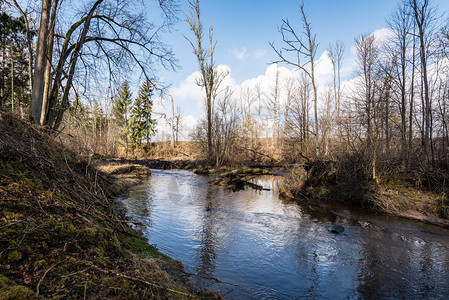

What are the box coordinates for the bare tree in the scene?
[266,66,281,145]
[186,0,217,161]
[18,0,177,129]
[30,0,54,125]
[410,0,436,167]
[271,2,319,156]
[327,41,344,138]
[282,76,296,137]
[288,73,310,152]
[10,0,33,91]
[387,0,413,163]
[321,87,334,157]
[254,82,264,117]
[355,34,380,182]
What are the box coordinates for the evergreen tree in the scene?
[128,79,156,147]
[113,81,132,152]
[0,12,30,113]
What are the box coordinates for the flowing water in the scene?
[122,169,449,299]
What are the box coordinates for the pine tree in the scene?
[0,12,30,113]
[128,79,156,147]
[113,81,132,153]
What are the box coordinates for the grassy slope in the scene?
[0,114,197,299]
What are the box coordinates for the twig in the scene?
[118,220,143,225]
[237,146,280,162]
[37,258,69,295]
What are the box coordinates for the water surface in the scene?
[122,169,449,299]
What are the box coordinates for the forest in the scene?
[1,0,449,298]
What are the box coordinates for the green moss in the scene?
[2,211,21,220]
[100,277,115,286]
[124,236,183,272]
[0,286,38,300]
[0,275,38,300]
[125,236,162,258]
[91,246,105,257]
[241,168,263,174]
[55,222,76,235]
[34,260,46,267]
[65,241,81,253]
[78,227,98,247]
[100,233,122,255]
[7,250,22,262]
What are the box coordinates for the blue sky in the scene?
[152,0,449,139]
[160,0,448,83]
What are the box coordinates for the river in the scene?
[122,169,449,299]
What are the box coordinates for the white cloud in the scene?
[170,71,203,106]
[254,48,267,59]
[231,47,249,60]
[179,115,199,140]
[371,27,395,45]
[315,50,334,87]
[231,47,268,60]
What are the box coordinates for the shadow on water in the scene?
[123,170,449,299]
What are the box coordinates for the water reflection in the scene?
[122,170,449,299]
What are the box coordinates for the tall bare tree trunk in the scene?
[11,51,14,113]
[52,0,104,132]
[186,0,218,162]
[271,3,319,157]
[412,0,432,167]
[40,0,58,125]
[408,32,416,171]
[272,68,279,146]
[311,59,319,157]
[31,0,52,125]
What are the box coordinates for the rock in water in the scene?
[330,225,345,234]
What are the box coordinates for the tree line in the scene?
[186,0,449,188]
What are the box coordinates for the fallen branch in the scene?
[37,258,69,295]
[118,220,143,225]
[242,180,270,191]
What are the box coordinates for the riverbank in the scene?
[113,157,449,229]
[278,160,449,229]
[0,114,211,299]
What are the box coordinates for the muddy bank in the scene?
[278,160,449,229]
[104,158,202,170]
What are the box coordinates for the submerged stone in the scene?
[329,225,345,234]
